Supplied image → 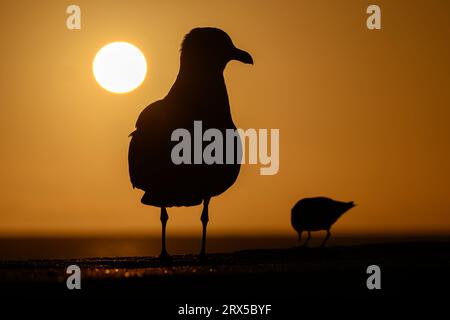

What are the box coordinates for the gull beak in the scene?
[233,48,253,65]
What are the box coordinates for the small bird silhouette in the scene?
[291,197,355,247]
[128,28,253,259]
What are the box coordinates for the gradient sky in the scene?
[0,0,449,236]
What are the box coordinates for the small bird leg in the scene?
[199,198,210,259]
[297,231,303,244]
[320,230,331,248]
[302,231,311,247]
[159,207,171,260]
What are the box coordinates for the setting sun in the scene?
[93,42,147,94]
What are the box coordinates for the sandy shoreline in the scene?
[0,241,449,300]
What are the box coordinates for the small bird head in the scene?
[341,201,356,216]
[180,27,253,72]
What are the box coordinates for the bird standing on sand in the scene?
[128,28,253,259]
[291,197,355,247]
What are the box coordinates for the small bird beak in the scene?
[233,48,253,65]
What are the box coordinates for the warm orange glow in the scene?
[0,0,449,237]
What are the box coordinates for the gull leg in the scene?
[199,197,210,259]
[159,207,171,260]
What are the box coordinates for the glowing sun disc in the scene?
[93,42,147,93]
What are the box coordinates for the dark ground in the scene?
[0,241,449,303]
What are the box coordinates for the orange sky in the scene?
[0,0,449,236]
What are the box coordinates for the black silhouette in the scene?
[128,28,253,259]
[291,197,355,247]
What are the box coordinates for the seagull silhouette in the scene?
[291,197,355,247]
[128,28,253,259]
